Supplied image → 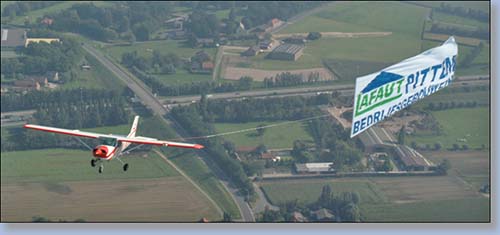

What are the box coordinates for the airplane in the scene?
[23,116,204,173]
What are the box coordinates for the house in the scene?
[45,71,59,82]
[291,212,307,222]
[259,40,273,50]
[13,79,41,90]
[1,28,26,48]
[201,61,214,70]
[267,43,304,61]
[312,208,335,221]
[26,75,48,87]
[190,51,213,74]
[241,46,260,57]
[40,17,54,25]
[295,162,335,174]
[81,65,91,70]
[195,38,215,48]
[168,30,186,40]
[25,38,60,47]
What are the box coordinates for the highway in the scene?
[82,44,256,222]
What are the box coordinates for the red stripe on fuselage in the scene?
[24,125,98,139]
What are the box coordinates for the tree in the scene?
[223,212,232,222]
[397,125,406,145]
[437,159,451,175]
[307,32,322,40]
[238,76,253,90]
[133,24,150,41]
[434,142,442,151]
[256,124,266,136]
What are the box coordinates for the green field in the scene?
[1,149,178,183]
[154,69,212,85]
[283,1,430,36]
[410,1,490,12]
[360,197,489,222]
[213,121,314,149]
[105,40,216,61]
[408,107,490,150]
[168,149,241,219]
[433,11,488,28]
[414,89,490,108]
[261,180,387,205]
[61,53,125,90]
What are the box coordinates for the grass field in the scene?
[424,151,489,191]
[361,197,489,222]
[213,121,314,149]
[282,1,429,36]
[1,176,220,222]
[407,107,490,150]
[433,11,488,28]
[414,89,490,108]
[153,69,212,85]
[105,40,216,61]
[410,1,490,12]
[61,53,125,90]
[261,179,387,205]
[0,149,178,183]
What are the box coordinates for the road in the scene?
[83,44,255,222]
[160,76,489,106]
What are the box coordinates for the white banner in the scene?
[351,36,458,137]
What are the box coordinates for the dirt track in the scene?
[1,177,219,222]
[273,31,392,39]
[223,67,335,81]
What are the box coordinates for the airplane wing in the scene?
[24,124,106,139]
[117,136,204,149]
[24,124,204,149]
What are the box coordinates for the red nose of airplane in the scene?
[92,146,108,158]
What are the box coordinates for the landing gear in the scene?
[123,163,129,172]
[98,165,103,174]
[91,159,96,167]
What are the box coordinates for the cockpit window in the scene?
[100,137,117,146]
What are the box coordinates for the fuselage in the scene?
[92,145,118,160]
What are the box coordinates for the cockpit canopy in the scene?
[99,137,118,146]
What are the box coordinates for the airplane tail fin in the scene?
[128,116,139,137]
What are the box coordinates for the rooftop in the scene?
[295,162,334,172]
[1,28,26,47]
[272,43,304,55]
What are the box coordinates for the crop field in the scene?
[407,107,490,150]
[282,1,430,36]
[105,40,216,61]
[424,150,490,191]
[323,59,391,80]
[213,121,314,149]
[154,69,212,85]
[422,33,482,47]
[1,177,219,222]
[360,197,489,222]
[260,179,387,205]
[433,11,488,28]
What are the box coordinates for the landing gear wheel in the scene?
[91,159,96,167]
[123,163,129,172]
[98,165,103,174]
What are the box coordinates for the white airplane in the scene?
[24,116,204,173]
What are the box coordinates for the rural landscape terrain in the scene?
[1,1,490,222]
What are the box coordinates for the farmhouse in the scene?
[190,51,214,74]
[25,38,60,47]
[259,39,273,50]
[1,28,26,48]
[268,43,304,61]
[312,208,335,221]
[291,212,307,222]
[295,162,335,174]
[13,75,49,91]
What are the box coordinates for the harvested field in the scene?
[1,177,219,222]
[223,67,334,81]
[369,176,480,203]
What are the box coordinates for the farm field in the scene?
[213,121,314,149]
[433,11,488,28]
[1,177,219,222]
[223,67,333,81]
[413,89,490,108]
[424,151,489,191]
[407,107,490,150]
[411,1,490,12]
[360,197,489,222]
[104,40,216,61]
[260,179,387,205]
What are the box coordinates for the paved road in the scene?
[252,182,279,214]
[83,44,255,222]
[161,76,489,106]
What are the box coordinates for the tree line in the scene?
[263,72,321,88]
[46,2,173,42]
[437,2,488,23]
[429,23,489,40]
[2,1,59,18]
[1,36,83,79]
[122,50,183,75]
